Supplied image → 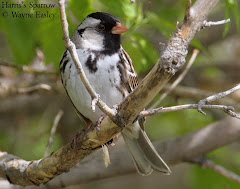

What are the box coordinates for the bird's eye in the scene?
[97,24,105,31]
[78,29,85,36]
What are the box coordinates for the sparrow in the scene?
[60,12,170,175]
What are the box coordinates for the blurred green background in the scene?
[0,0,240,188]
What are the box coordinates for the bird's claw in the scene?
[94,115,106,137]
[71,130,85,150]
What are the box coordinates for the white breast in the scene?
[62,50,123,122]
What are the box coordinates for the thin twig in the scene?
[151,49,199,109]
[224,109,240,119]
[0,61,57,75]
[58,0,116,120]
[44,110,64,157]
[198,84,240,114]
[0,83,52,97]
[17,84,52,94]
[192,156,240,185]
[140,104,240,119]
[162,84,240,110]
[202,19,231,28]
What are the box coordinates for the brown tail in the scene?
[121,122,171,175]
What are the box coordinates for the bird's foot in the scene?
[71,130,83,150]
[71,120,93,150]
[94,115,106,136]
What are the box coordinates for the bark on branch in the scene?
[1,117,240,188]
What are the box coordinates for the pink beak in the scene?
[111,22,128,34]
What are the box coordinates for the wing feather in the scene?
[119,47,139,92]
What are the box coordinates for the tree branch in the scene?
[1,117,240,187]
[198,84,240,114]
[0,83,53,98]
[191,156,240,185]
[151,49,199,108]
[140,104,239,119]
[162,84,240,110]
[142,84,240,119]
[44,110,64,157]
[0,61,57,75]
[202,19,231,28]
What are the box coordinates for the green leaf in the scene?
[0,0,40,65]
[122,33,159,73]
[190,39,208,54]
[98,0,125,18]
[223,0,231,37]
[146,12,175,37]
[68,0,93,23]
[224,0,240,36]
[36,9,65,67]
[230,0,240,33]
[203,66,225,79]
[0,0,65,66]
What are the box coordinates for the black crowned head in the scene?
[72,12,128,55]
